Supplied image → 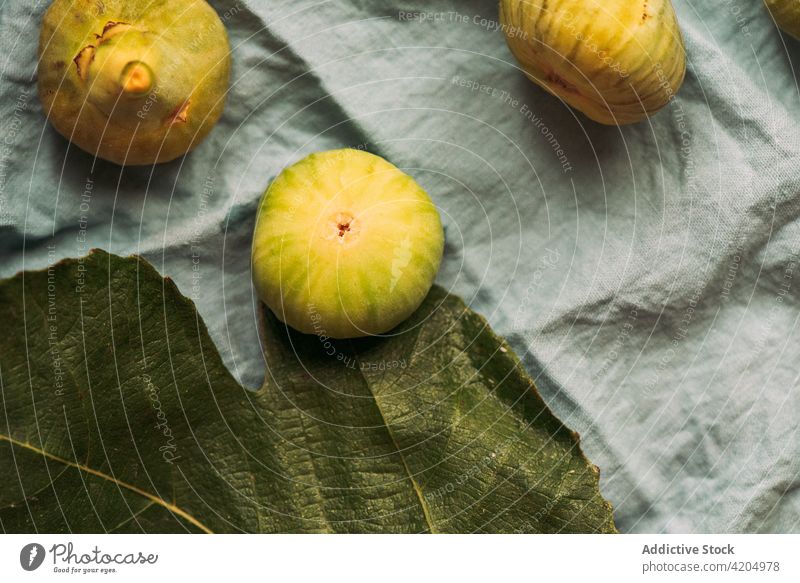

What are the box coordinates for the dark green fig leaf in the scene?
[0,250,616,533]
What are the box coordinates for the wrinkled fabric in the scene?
[1,0,798,533]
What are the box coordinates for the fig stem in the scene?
[75,23,158,99]
[119,61,154,94]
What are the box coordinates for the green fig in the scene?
[764,0,800,39]
[38,0,231,165]
[252,149,445,339]
[499,0,686,125]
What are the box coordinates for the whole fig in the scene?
[764,0,800,39]
[252,149,444,339]
[499,0,686,125]
[38,0,231,165]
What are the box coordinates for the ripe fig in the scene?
[38,0,231,165]
[252,149,444,339]
[499,0,686,125]
[764,0,800,39]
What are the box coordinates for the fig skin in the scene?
[764,0,800,39]
[38,0,231,166]
[252,149,445,339]
[499,0,686,125]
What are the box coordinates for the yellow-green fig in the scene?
[252,149,445,339]
[764,0,800,39]
[38,0,231,165]
[499,0,686,125]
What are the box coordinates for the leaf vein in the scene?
[0,433,213,534]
